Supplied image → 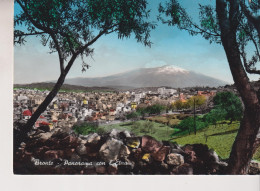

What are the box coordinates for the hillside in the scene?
[14,82,117,92]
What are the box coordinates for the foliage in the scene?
[126,111,141,120]
[204,107,227,127]
[158,0,221,44]
[213,92,243,122]
[158,0,260,76]
[145,104,166,115]
[187,95,207,108]
[172,116,208,136]
[172,95,206,110]
[172,100,184,110]
[15,0,155,67]
[73,122,97,135]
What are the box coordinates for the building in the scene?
[158,87,177,95]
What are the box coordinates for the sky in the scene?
[14,0,260,84]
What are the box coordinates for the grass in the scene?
[98,120,175,141]
[172,121,260,161]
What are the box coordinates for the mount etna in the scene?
[64,65,228,89]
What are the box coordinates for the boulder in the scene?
[37,132,53,141]
[249,160,260,175]
[44,150,64,161]
[107,163,118,175]
[86,133,101,144]
[141,135,162,153]
[172,163,193,175]
[76,144,88,155]
[152,146,171,162]
[119,145,131,159]
[132,148,143,161]
[99,138,124,162]
[122,130,131,138]
[109,129,121,139]
[166,153,185,166]
[70,153,81,162]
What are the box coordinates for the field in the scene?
[173,121,260,161]
[98,120,174,141]
[98,119,260,161]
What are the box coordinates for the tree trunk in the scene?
[219,20,260,174]
[193,99,196,135]
[227,107,260,174]
[23,73,66,131]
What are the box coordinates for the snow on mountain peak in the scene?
[156,65,189,74]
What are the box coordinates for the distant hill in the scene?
[14,83,117,92]
[64,65,228,88]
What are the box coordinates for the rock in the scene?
[44,150,64,161]
[126,137,140,149]
[96,165,106,174]
[70,153,81,162]
[132,148,143,161]
[60,135,78,147]
[107,163,118,175]
[63,148,75,158]
[37,132,53,141]
[84,166,96,174]
[249,160,260,175]
[183,145,197,163]
[38,125,50,132]
[76,144,88,155]
[20,142,26,148]
[166,153,184,166]
[172,163,193,175]
[152,146,171,162]
[141,135,162,153]
[86,133,101,144]
[84,145,99,157]
[79,138,87,145]
[119,145,131,159]
[117,159,135,174]
[122,130,131,138]
[99,138,124,162]
[109,129,121,139]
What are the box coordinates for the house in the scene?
[22,109,32,120]
[131,102,137,110]
[35,115,49,128]
[197,90,216,98]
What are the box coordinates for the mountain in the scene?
[14,83,116,92]
[64,65,228,89]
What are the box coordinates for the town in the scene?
[13,86,228,130]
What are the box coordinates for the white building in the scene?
[158,87,177,95]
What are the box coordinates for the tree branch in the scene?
[17,0,65,74]
[240,0,260,38]
[14,31,47,37]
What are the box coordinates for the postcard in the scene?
[13,0,260,176]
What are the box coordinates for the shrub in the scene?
[126,111,141,121]
[73,122,97,135]
[213,91,243,122]
[172,116,208,136]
